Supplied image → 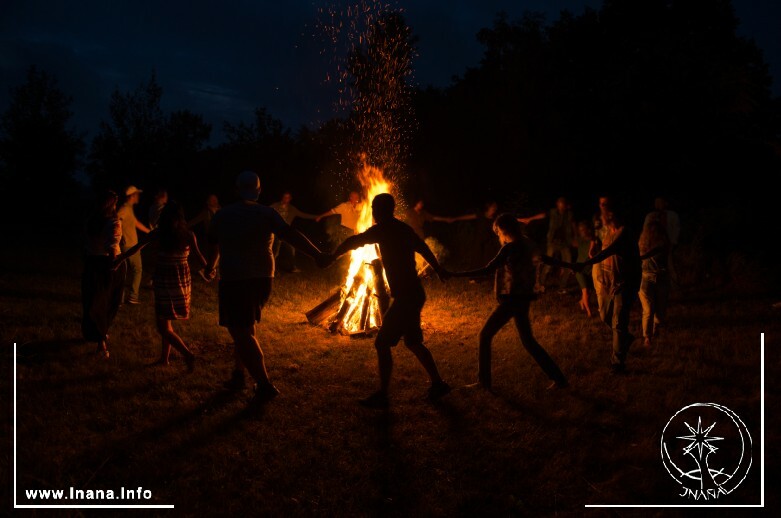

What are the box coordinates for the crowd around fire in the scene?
[82,168,677,408]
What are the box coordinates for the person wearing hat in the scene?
[204,171,329,404]
[118,185,151,304]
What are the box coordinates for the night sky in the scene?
[1,0,779,144]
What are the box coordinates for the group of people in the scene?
[81,172,676,408]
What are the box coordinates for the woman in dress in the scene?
[153,200,207,369]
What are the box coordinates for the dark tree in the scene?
[0,66,84,215]
[89,72,211,194]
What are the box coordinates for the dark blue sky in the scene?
[1,0,779,143]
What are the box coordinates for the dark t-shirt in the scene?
[485,238,538,302]
[347,218,427,298]
[208,201,288,280]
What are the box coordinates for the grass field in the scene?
[2,244,778,516]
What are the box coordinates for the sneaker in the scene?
[557,288,568,295]
[426,380,452,401]
[125,298,140,305]
[290,267,302,273]
[251,383,280,404]
[359,391,389,409]
[222,370,246,392]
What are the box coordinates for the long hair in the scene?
[87,190,118,237]
[639,220,668,256]
[158,200,190,251]
[493,213,522,239]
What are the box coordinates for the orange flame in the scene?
[338,159,392,334]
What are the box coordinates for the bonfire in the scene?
[306,160,393,336]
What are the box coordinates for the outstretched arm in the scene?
[517,212,546,225]
[315,208,336,222]
[276,225,323,258]
[451,247,505,278]
[581,228,624,267]
[451,213,477,222]
[332,232,374,259]
[113,230,159,267]
[413,236,448,279]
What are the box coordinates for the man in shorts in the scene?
[205,171,327,403]
[328,193,451,408]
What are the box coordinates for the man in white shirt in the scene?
[118,185,150,304]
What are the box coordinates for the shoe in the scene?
[359,391,389,409]
[222,370,246,392]
[426,380,452,401]
[126,298,140,305]
[251,383,280,404]
[643,337,652,348]
[290,267,302,273]
[557,288,568,295]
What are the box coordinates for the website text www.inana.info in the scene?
[25,487,153,501]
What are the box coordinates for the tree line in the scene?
[1,0,779,271]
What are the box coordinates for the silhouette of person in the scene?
[82,190,126,359]
[271,190,318,273]
[152,201,207,370]
[576,205,641,373]
[327,193,451,408]
[117,185,151,304]
[204,171,327,404]
[451,213,568,390]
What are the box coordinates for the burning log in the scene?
[305,289,342,326]
[306,258,391,336]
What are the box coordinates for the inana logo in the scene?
[661,403,752,501]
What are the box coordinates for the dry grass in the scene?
[1,245,778,516]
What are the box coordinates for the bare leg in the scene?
[404,341,442,385]
[375,344,393,394]
[228,325,273,389]
[156,317,194,366]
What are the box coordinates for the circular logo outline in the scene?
[660,402,752,500]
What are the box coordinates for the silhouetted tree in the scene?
[89,72,211,193]
[0,66,84,216]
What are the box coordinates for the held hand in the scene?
[572,262,586,273]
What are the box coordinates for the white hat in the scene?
[125,185,143,196]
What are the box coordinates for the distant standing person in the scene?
[327,193,452,409]
[118,185,151,304]
[644,197,680,283]
[204,171,327,403]
[591,196,612,315]
[540,197,576,294]
[575,220,595,317]
[453,200,500,266]
[148,188,168,230]
[576,206,641,373]
[404,199,456,239]
[188,194,221,237]
[271,191,318,273]
[638,219,670,348]
[451,214,568,390]
[317,191,364,250]
[152,201,207,369]
[82,190,126,359]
